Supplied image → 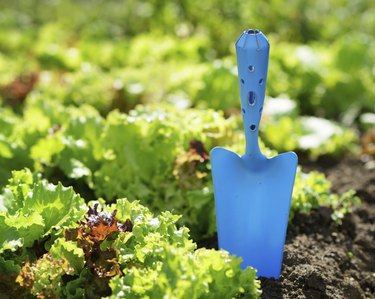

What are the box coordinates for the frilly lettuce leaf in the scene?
[0,169,87,254]
[4,195,260,298]
[22,181,86,235]
[50,238,85,274]
[107,198,260,299]
[0,215,22,253]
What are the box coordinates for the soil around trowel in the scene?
[260,156,375,299]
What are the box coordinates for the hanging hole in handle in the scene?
[259,78,264,85]
[248,65,255,72]
[246,29,260,35]
[241,79,245,84]
[250,124,256,131]
[248,91,256,106]
[259,107,263,114]
[242,108,246,114]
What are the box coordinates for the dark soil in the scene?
[261,156,375,299]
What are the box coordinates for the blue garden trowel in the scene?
[211,29,298,278]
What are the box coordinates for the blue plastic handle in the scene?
[236,29,269,157]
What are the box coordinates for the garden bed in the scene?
[260,157,375,298]
[1,2,374,297]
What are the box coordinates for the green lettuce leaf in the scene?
[50,238,85,274]
[0,214,22,253]
[22,181,86,235]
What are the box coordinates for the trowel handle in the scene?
[235,30,270,157]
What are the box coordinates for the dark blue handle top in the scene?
[235,29,270,157]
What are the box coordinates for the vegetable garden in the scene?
[0,1,374,298]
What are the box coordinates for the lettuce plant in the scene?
[291,167,360,224]
[0,101,360,240]
[0,169,261,298]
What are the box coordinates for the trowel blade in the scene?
[211,146,298,278]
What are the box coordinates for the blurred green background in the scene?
[1,0,374,120]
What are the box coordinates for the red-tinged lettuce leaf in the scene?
[16,254,73,298]
[12,201,134,299]
[65,204,132,279]
[173,139,210,190]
